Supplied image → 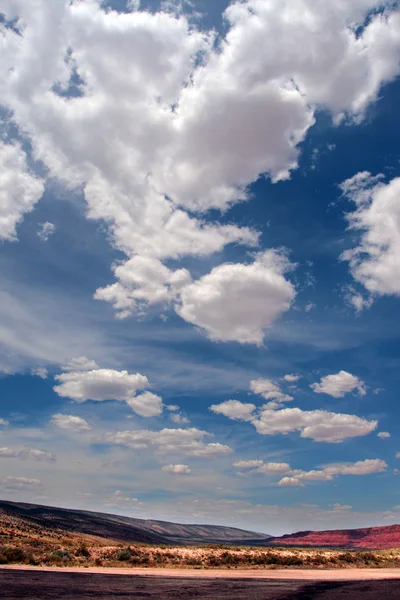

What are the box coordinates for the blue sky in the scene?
[1,0,400,535]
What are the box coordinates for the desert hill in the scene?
[269,524,400,550]
[0,500,271,546]
[3,499,400,550]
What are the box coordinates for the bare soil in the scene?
[1,568,400,599]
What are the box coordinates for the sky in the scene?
[0,0,400,537]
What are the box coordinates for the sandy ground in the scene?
[2,564,400,580]
[2,567,400,599]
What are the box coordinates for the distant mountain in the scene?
[0,500,271,546]
[269,524,400,550]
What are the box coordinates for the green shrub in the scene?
[117,549,132,561]
[0,546,27,563]
[338,552,356,564]
[47,549,71,564]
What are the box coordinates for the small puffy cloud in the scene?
[332,504,352,512]
[250,378,293,403]
[0,476,42,490]
[95,256,192,319]
[323,459,387,476]
[311,371,366,398]
[0,141,44,242]
[212,391,377,443]
[189,443,233,457]
[305,303,315,312]
[162,464,191,474]
[30,367,48,380]
[213,377,376,443]
[253,407,376,443]
[37,221,56,242]
[278,477,303,487]
[234,459,292,476]
[177,251,296,345]
[210,400,256,422]
[256,462,292,475]
[294,470,334,482]
[283,374,301,383]
[341,174,400,302]
[238,457,386,487]
[0,447,55,462]
[54,368,149,403]
[170,413,190,425]
[0,448,24,459]
[291,459,387,483]
[61,357,100,371]
[105,490,141,508]
[55,359,155,418]
[126,392,163,417]
[166,405,180,412]
[51,414,92,433]
[232,460,264,469]
[378,432,391,439]
[0,419,9,427]
[101,427,232,457]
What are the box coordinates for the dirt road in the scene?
[1,567,400,599]
[3,564,400,579]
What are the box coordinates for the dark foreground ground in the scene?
[1,570,400,600]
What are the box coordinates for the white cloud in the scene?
[286,459,387,485]
[126,391,163,417]
[294,470,334,482]
[0,419,9,427]
[378,431,391,439]
[54,367,149,403]
[101,427,233,457]
[55,359,164,417]
[253,407,376,442]
[51,414,92,433]
[236,457,386,486]
[305,302,315,312]
[95,257,193,319]
[278,477,303,487]
[105,490,141,508]
[0,476,42,490]
[0,447,55,462]
[0,140,44,241]
[192,443,233,457]
[212,394,377,443]
[2,0,400,338]
[210,400,256,421]
[37,221,56,242]
[322,459,387,476]
[250,377,293,403]
[62,357,100,371]
[256,462,292,475]
[232,460,264,469]
[283,374,301,383]
[311,370,366,397]
[162,464,191,474]
[30,367,48,379]
[341,173,400,303]
[178,250,296,344]
[170,413,190,425]
[332,504,352,512]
